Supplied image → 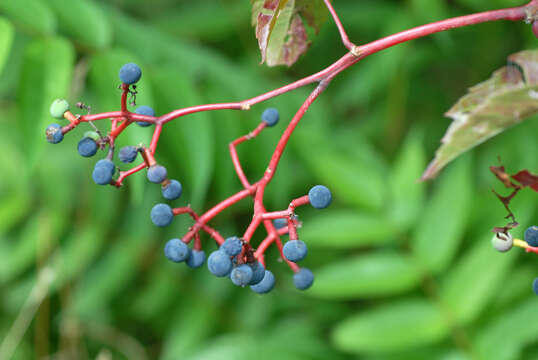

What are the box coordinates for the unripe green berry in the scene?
[83,131,100,142]
[491,232,513,253]
[50,99,70,119]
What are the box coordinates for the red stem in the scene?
[66,1,534,272]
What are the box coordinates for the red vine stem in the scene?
[69,1,535,270]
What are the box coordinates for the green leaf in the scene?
[411,156,472,274]
[17,37,74,165]
[251,0,327,66]
[47,0,112,49]
[489,265,537,312]
[160,298,217,360]
[150,67,214,209]
[302,147,387,210]
[309,251,422,299]
[0,17,14,76]
[0,0,56,35]
[388,129,426,230]
[332,298,450,354]
[474,298,538,360]
[300,210,398,248]
[422,50,538,180]
[439,234,516,326]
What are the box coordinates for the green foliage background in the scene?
[0,0,537,359]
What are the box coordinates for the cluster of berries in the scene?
[492,225,538,295]
[45,62,334,294]
[153,184,332,293]
[45,64,183,201]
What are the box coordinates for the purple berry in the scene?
[293,268,314,290]
[119,63,141,84]
[208,250,233,277]
[46,124,63,144]
[147,165,167,184]
[250,270,275,294]
[308,185,332,209]
[283,240,307,262]
[164,239,191,263]
[162,180,182,200]
[230,264,253,286]
[221,236,242,256]
[151,203,173,227]
[119,146,138,163]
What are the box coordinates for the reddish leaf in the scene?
[280,14,309,66]
[251,0,328,67]
[512,170,538,192]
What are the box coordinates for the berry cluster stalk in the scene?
[47,1,538,291]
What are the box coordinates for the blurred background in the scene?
[0,0,537,359]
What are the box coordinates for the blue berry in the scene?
[221,236,242,256]
[92,159,115,185]
[230,264,253,286]
[273,218,287,230]
[491,233,513,253]
[283,240,307,262]
[45,124,63,144]
[249,261,265,285]
[119,63,141,84]
[50,99,69,119]
[135,105,155,127]
[147,165,167,183]
[524,226,538,247]
[119,146,138,163]
[162,180,182,200]
[308,185,332,209]
[78,137,98,157]
[533,278,538,295]
[250,270,275,294]
[261,108,279,127]
[186,250,206,268]
[208,250,233,277]
[164,239,191,263]
[293,268,314,290]
[150,203,174,227]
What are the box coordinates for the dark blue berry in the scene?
[533,278,538,295]
[151,203,174,227]
[221,237,242,256]
[119,63,141,84]
[524,226,538,247]
[119,146,138,163]
[92,159,115,185]
[147,165,167,183]
[162,180,182,200]
[308,185,332,209]
[250,270,275,294]
[261,108,279,127]
[78,137,98,157]
[273,218,287,230]
[186,250,206,268]
[135,105,155,127]
[208,250,233,277]
[164,239,191,263]
[283,240,307,262]
[249,261,265,285]
[46,124,63,144]
[293,268,314,290]
[230,264,253,286]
